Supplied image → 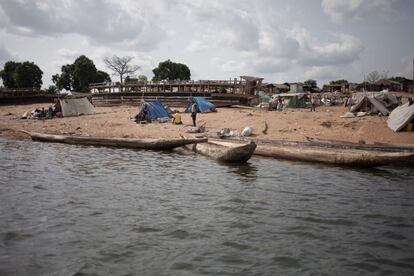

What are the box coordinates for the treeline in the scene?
[0,55,191,93]
[0,61,43,89]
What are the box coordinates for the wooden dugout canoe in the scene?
[215,137,414,167]
[254,143,414,167]
[29,132,207,150]
[191,140,257,163]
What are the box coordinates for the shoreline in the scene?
[1,103,414,145]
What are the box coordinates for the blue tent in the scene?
[134,99,171,122]
[184,97,216,113]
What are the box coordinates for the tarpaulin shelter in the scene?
[353,90,398,109]
[57,97,96,117]
[134,99,171,122]
[350,95,390,116]
[272,93,306,108]
[259,91,272,102]
[387,102,414,132]
[184,97,216,113]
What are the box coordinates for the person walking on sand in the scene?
[310,96,316,112]
[191,102,198,126]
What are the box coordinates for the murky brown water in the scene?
[1,138,414,275]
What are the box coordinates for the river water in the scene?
[0,138,414,276]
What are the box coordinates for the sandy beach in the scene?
[1,103,413,145]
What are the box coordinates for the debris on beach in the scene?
[217,128,240,138]
[241,126,253,136]
[320,121,332,128]
[186,125,205,133]
[262,121,268,134]
[340,112,355,118]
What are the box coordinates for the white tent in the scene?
[58,97,95,117]
[387,103,414,132]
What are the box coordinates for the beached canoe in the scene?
[213,137,414,167]
[191,140,257,163]
[254,143,414,167]
[29,132,207,150]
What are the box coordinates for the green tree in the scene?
[53,55,110,92]
[52,64,73,91]
[46,85,58,94]
[137,74,147,82]
[0,61,19,88]
[124,76,138,83]
[95,70,111,83]
[125,75,147,84]
[0,61,43,89]
[330,79,348,85]
[72,55,98,91]
[152,59,191,81]
[15,61,43,88]
[304,79,317,88]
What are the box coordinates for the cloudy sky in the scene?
[0,0,413,88]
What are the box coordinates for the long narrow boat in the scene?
[29,132,207,150]
[191,140,257,163]
[254,144,414,167]
[216,137,414,167]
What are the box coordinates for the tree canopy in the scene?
[53,55,111,92]
[0,61,43,89]
[104,56,140,86]
[366,71,388,83]
[329,79,348,85]
[125,74,148,84]
[152,59,191,81]
[304,79,317,88]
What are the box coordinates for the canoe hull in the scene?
[193,141,257,163]
[29,132,207,150]
[254,144,414,167]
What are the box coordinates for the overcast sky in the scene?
[0,0,413,88]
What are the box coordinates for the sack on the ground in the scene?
[241,126,253,136]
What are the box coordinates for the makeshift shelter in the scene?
[57,97,95,117]
[351,95,390,116]
[240,76,264,95]
[273,83,290,94]
[387,103,414,132]
[374,90,399,108]
[184,97,216,113]
[134,99,171,122]
[259,91,271,102]
[273,93,307,108]
[350,95,389,116]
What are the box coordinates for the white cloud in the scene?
[0,44,15,66]
[289,26,364,66]
[304,66,340,82]
[303,34,364,66]
[0,0,165,51]
[213,59,246,73]
[56,48,80,60]
[0,0,411,88]
[398,54,414,79]
[321,0,394,24]
[185,40,210,53]
[251,58,288,74]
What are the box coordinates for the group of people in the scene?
[268,97,285,111]
[173,101,198,126]
[172,102,198,126]
[25,105,58,120]
[137,101,198,126]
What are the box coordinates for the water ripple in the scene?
[1,138,414,275]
